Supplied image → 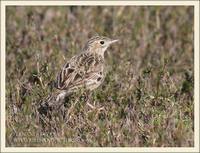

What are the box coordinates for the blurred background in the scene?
[6,6,194,147]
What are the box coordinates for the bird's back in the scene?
[56,51,105,93]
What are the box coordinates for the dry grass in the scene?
[6,6,194,147]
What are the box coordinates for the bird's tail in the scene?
[37,90,68,116]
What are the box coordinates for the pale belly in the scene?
[85,75,105,91]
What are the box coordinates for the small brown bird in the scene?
[39,36,118,112]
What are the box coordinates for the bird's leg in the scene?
[87,99,105,111]
[85,91,104,111]
[85,91,96,109]
[86,102,95,109]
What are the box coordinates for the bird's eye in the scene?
[100,41,104,45]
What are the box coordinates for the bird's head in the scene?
[83,36,118,56]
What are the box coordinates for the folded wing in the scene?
[56,52,104,92]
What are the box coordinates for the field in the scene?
[6,6,194,147]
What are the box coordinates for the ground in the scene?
[6,6,194,147]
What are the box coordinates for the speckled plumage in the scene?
[39,36,118,109]
[56,51,105,92]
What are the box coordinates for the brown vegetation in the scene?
[6,6,194,147]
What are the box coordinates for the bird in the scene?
[38,36,118,114]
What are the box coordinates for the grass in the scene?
[5,6,194,147]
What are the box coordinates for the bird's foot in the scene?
[86,102,104,111]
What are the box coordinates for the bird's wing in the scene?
[68,69,103,92]
[56,52,104,91]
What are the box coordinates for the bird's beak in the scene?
[109,39,119,44]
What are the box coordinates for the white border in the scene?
[194,1,200,152]
[1,0,199,6]
[1,1,199,152]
